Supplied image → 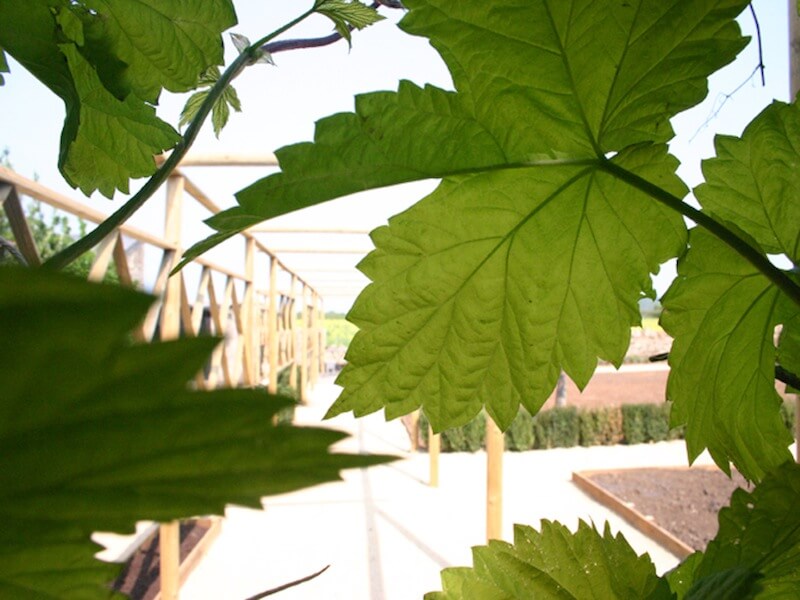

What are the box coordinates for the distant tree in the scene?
[0,149,118,282]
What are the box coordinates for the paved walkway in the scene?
[181,376,712,600]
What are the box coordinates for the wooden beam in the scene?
[268,256,279,395]
[289,275,298,391]
[160,175,184,600]
[486,418,504,541]
[167,152,279,167]
[0,183,41,266]
[429,425,440,488]
[242,238,257,385]
[159,521,181,600]
[267,248,371,254]
[249,226,371,234]
[87,232,117,282]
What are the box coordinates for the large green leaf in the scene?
[0,48,7,85]
[0,0,234,196]
[667,462,800,599]
[661,229,793,481]
[426,520,671,599]
[330,144,686,430]
[0,267,391,598]
[662,100,800,480]
[181,0,750,430]
[694,101,800,261]
[76,0,236,103]
[191,0,747,236]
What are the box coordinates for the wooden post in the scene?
[160,175,184,599]
[300,283,309,403]
[319,298,326,376]
[289,275,298,391]
[159,521,181,600]
[310,292,320,388]
[242,238,256,386]
[791,3,800,463]
[0,183,42,266]
[486,417,504,541]
[429,424,440,487]
[268,257,279,395]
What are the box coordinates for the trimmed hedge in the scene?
[417,400,797,452]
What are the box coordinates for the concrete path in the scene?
[181,376,713,600]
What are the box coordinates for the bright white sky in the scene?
[0,0,793,312]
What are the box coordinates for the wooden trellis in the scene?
[0,164,326,598]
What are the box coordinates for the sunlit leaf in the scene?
[694,101,800,261]
[315,0,385,45]
[179,67,242,138]
[73,0,236,103]
[330,144,686,430]
[666,462,800,598]
[426,520,671,599]
[0,267,392,598]
[662,100,800,480]
[661,230,794,480]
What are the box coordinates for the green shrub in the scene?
[780,399,796,433]
[533,407,579,449]
[505,408,535,451]
[578,407,623,447]
[621,403,679,444]
[419,411,486,452]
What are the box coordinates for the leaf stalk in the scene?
[600,160,800,308]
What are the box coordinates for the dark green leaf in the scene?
[0,267,392,597]
[179,66,242,138]
[316,0,385,45]
[426,520,671,599]
[0,0,235,196]
[0,47,7,85]
[661,229,794,480]
[76,0,237,103]
[694,101,800,261]
[662,100,800,480]
[673,462,800,598]
[58,43,181,197]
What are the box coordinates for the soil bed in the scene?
[587,467,751,551]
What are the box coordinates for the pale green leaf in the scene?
[179,66,242,138]
[316,0,385,45]
[186,0,751,431]
[694,101,800,261]
[179,89,211,130]
[329,144,686,431]
[662,99,800,480]
[0,48,8,86]
[189,0,747,242]
[76,0,236,103]
[426,520,671,599]
[212,94,231,137]
[0,267,391,598]
[661,229,794,480]
[0,1,179,197]
[670,461,800,598]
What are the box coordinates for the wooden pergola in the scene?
[1,154,506,599]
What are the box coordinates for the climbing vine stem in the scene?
[43,6,320,271]
[600,159,800,309]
